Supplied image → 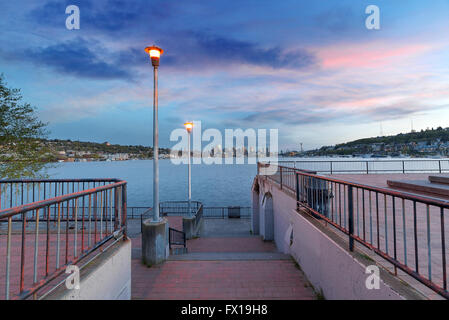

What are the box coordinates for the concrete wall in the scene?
[47,239,131,300]
[253,176,420,300]
[251,179,260,235]
[183,212,203,239]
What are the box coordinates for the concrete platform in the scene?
[387,179,449,197]
[200,218,252,238]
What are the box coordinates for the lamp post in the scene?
[145,45,163,222]
[184,122,193,215]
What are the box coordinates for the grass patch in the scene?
[359,253,375,263]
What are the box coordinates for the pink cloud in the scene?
[317,42,433,69]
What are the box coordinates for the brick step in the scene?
[429,175,449,185]
[167,251,292,261]
[387,179,449,197]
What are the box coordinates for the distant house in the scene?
[104,142,111,146]
[371,143,384,152]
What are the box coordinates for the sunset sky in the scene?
[0,0,448,150]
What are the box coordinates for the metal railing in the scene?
[0,179,127,300]
[194,204,203,228]
[169,227,186,249]
[129,205,252,219]
[159,201,202,216]
[260,163,449,299]
[128,207,153,219]
[276,159,449,174]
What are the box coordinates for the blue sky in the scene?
[0,0,448,150]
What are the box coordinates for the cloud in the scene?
[190,33,317,70]
[112,31,317,72]
[317,42,434,69]
[29,0,173,32]
[22,38,133,80]
[313,5,357,32]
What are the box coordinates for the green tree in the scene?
[0,74,50,179]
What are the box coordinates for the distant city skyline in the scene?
[0,0,448,150]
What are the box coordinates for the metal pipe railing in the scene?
[168,227,186,249]
[275,159,449,174]
[159,200,202,216]
[0,179,127,300]
[260,162,449,299]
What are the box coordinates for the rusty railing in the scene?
[0,179,127,300]
[260,162,448,299]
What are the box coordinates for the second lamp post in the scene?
[184,122,193,215]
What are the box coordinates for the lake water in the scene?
[46,157,449,207]
[47,159,257,207]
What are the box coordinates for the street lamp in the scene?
[145,45,163,222]
[184,122,193,215]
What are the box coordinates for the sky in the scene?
[0,0,448,151]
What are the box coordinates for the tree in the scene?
[0,74,51,179]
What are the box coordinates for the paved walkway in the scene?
[131,218,316,300]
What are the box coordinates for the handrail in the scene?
[159,200,202,216]
[168,227,186,249]
[259,162,449,299]
[261,162,449,208]
[0,181,126,219]
[0,179,127,300]
[274,159,449,174]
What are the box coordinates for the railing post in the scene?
[122,183,127,239]
[348,185,354,251]
[439,160,442,173]
[114,188,119,230]
[280,166,283,189]
[330,161,333,175]
[295,172,300,210]
[366,161,369,174]
[402,160,405,174]
[169,228,172,249]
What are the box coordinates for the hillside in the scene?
[303,127,449,157]
[39,138,171,161]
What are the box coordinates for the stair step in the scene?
[170,247,188,255]
[168,252,291,261]
[429,176,449,185]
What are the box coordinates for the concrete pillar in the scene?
[141,218,168,266]
[183,215,203,239]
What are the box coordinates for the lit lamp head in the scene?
[145,45,163,67]
[184,122,193,133]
